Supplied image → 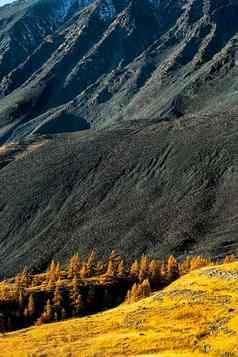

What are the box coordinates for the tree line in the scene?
[0,251,236,333]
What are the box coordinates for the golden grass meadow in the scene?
[1,262,238,356]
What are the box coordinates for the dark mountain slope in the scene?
[0,0,90,79]
[1,0,238,142]
[0,108,237,277]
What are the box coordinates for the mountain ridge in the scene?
[1,0,238,142]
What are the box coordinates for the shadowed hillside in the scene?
[0,109,238,276]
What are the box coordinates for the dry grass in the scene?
[0,144,17,156]
[0,139,48,160]
[14,140,48,160]
[1,262,238,356]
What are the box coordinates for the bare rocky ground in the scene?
[202,269,238,280]
[0,108,238,277]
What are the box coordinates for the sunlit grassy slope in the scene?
[1,262,238,357]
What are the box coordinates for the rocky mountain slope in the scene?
[0,0,238,142]
[0,108,238,276]
[0,0,238,276]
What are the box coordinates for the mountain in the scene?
[0,0,84,78]
[0,0,238,276]
[1,261,238,356]
[0,108,238,276]
[0,0,238,142]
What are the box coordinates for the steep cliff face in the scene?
[0,0,238,142]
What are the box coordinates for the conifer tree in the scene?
[106,250,121,278]
[130,260,139,280]
[190,256,210,271]
[53,280,63,311]
[47,260,61,289]
[110,250,121,268]
[17,266,31,288]
[129,283,138,303]
[55,262,61,280]
[74,294,84,316]
[140,279,151,298]
[48,260,56,275]
[179,256,191,275]
[31,277,39,287]
[149,260,161,288]
[27,294,35,319]
[86,249,97,277]
[67,256,74,278]
[70,275,84,316]
[47,260,57,287]
[96,260,106,275]
[0,285,9,301]
[45,299,53,321]
[67,254,81,279]
[18,288,25,311]
[160,263,166,278]
[224,255,236,264]
[37,299,53,325]
[47,260,60,283]
[80,263,88,278]
[126,279,152,304]
[15,274,21,290]
[117,260,125,277]
[139,255,149,282]
[105,260,115,278]
[167,255,179,281]
[54,289,64,321]
[70,275,80,301]
[126,289,131,304]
